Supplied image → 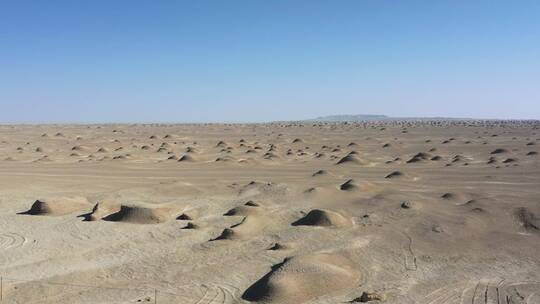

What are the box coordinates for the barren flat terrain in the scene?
[0,121,539,303]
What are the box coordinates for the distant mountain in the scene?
[309,114,389,122]
[307,114,480,122]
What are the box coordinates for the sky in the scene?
[0,1,539,123]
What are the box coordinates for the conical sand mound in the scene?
[223,205,259,216]
[292,209,351,228]
[339,179,358,191]
[385,171,403,179]
[178,154,195,162]
[18,197,92,216]
[406,152,432,163]
[312,169,327,177]
[336,153,364,165]
[102,205,170,224]
[242,253,361,303]
[78,202,120,221]
[210,228,236,241]
[78,203,100,221]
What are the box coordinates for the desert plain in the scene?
[0,120,539,304]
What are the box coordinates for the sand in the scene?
[0,120,539,303]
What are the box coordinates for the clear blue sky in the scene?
[1,1,539,122]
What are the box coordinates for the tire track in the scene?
[402,232,417,271]
[0,232,27,250]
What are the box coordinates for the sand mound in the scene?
[339,179,358,191]
[215,156,235,162]
[312,170,327,176]
[224,205,259,216]
[353,292,385,302]
[263,152,278,160]
[78,202,121,221]
[336,153,363,165]
[242,253,361,303]
[18,197,92,216]
[267,243,286,251]
[244,200,259,207]
[71,145,89,151]
[178,154,195,162]
[407,152,432,163]
[514,207,540,233]
[441,192,455,199]
[181,222,197,229]
[78,203,100,221]
[491,148,508,154]
[385,171,403,179]
[292,209,351,227]
[210,228,235,241]
[102,205,171,224]
[176,213,192,220]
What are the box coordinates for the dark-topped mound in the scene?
[244,200,259,207]
[385,171,403,179]
[336,153,364,165]
[490,148,508,154]
[176,213,192,220]
[441,193,455,199]
[18,199,52,215]
[339,179,358,191]
[312,169,327,176]
[292,209,351,228]
[223,205,258,216]
[210,228,235,241]
[267,242,286,251]
[78,203,101,221]
[181,222,197,229]
[18,197,92,216]
[406,152,432,163]
[178,154,195,162]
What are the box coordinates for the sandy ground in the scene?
[0,121,539,304]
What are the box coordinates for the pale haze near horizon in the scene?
[1,1,539,123]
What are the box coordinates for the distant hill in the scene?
[307,114,476,122]
[309,114,389,122]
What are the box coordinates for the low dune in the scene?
[102,204,173,224]
[242,253,361,303]
[18,197,92,216]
